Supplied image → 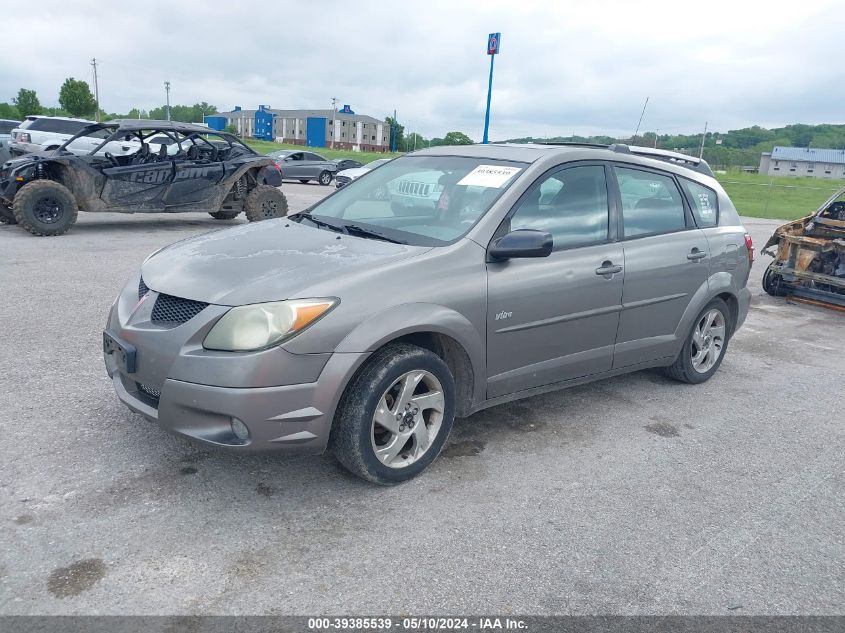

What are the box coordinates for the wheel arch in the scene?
[330,303,486,417]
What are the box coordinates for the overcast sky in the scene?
[4,0,844,140]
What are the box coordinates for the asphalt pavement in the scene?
[0,184,842,615]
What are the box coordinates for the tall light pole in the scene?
[699,121,708,159]
[482,32,500,144]
[90,58,101,122]
[330,97,338,148]
[164,81,171,121]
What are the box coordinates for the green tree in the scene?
[0,102,20,120]
[13,88,41,118]
[405,132,425,150]
[442,131,474,145]
[58,78,97,118]
[385,116,404,151]
[224,124,239,135]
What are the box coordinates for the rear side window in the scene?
[28,119,87,134]
[680,178,719,227]
[508,165,609,250]
[616,167,687,238]
[0,121,17,134]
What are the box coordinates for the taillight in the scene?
[744,233,754,264]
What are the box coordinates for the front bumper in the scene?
[104,274,368,453]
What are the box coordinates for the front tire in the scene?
[243,185,288,222]
[762,264,789,297]
[318,170,332,186]
[664,298,731,384]
[330,343,456,485]
[13,180,79,236]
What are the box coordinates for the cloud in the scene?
[2,0,843,140]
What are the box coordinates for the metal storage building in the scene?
[759,146,845,179]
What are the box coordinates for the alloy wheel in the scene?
[370,370,445,468]
[691,308,726,373]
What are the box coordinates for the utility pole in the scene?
[164,81,171,121]
[654,129,659,148]
[699,121,708,159]
[330,97,338,148]
[90,58,100,122]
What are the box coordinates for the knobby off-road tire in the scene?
[664,298,731,385]
[13,180,79,236]
[329,343,456,485]
[208,210,241,220]
[243,185,288,222]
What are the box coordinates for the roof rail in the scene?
[537,141,610,149]
[610,144,714,177]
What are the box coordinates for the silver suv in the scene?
[9,115,94,155]
[104,143,752,484]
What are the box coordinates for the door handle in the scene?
[595,261,623,276]
[687,248,707,261]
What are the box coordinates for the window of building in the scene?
[372,135,376,141]
[680,177,718,228]
[508,165,609,250]
[617,167,687,238]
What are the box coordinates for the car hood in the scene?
[338,167,370,178]
[141,219,431,306]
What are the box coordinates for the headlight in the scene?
[203,298,338,352]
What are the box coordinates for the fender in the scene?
[671,272,741,359]
[334,302,487,411]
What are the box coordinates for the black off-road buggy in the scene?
[0,120,286,236]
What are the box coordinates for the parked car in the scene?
[104,142,752,484]
[335,158,391,189]
[0,119,285,235]
[333,158,363,172]
[9,115,95,156]
[268,150,337,185]
[762,185,845,307]
[0,119,19,166]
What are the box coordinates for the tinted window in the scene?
[306,153,325,161]
[680,178,719,227]
[28,119,87,135]
[0,121,18,134]
[508,165,609,250]
[616,167,687,238]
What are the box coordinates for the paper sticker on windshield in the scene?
[457,165,522,188]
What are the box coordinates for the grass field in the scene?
[245,139,401,163]
[714,170,844,220]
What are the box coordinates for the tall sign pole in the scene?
[482,32,500,144]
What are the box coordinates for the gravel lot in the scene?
[1,184,842,615]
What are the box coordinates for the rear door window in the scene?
[616,167,687,238]
[680,178,719,227]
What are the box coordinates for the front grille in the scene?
[137,382,161,401]
[138,276,149,299]
[336,175,351,186]
[151,294,208,326]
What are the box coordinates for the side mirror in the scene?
[283,157,292,162]
[489,230,553,260]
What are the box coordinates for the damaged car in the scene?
[762,186,845,308]
[0,120,286,236]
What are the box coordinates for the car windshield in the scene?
[297,155,526,246]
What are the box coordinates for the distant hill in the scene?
[499,123,845,168]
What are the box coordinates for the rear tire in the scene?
[13,180,78,236]
[762,265,789,297]
[664,298,731,384]
[330,343,456,485]
[318,170,332,186]
[243,185,288,222]
[208,210,241,220]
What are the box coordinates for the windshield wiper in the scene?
[341,224,407,244]
[292,211,345,233]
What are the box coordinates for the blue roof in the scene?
[771,146,845,165]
